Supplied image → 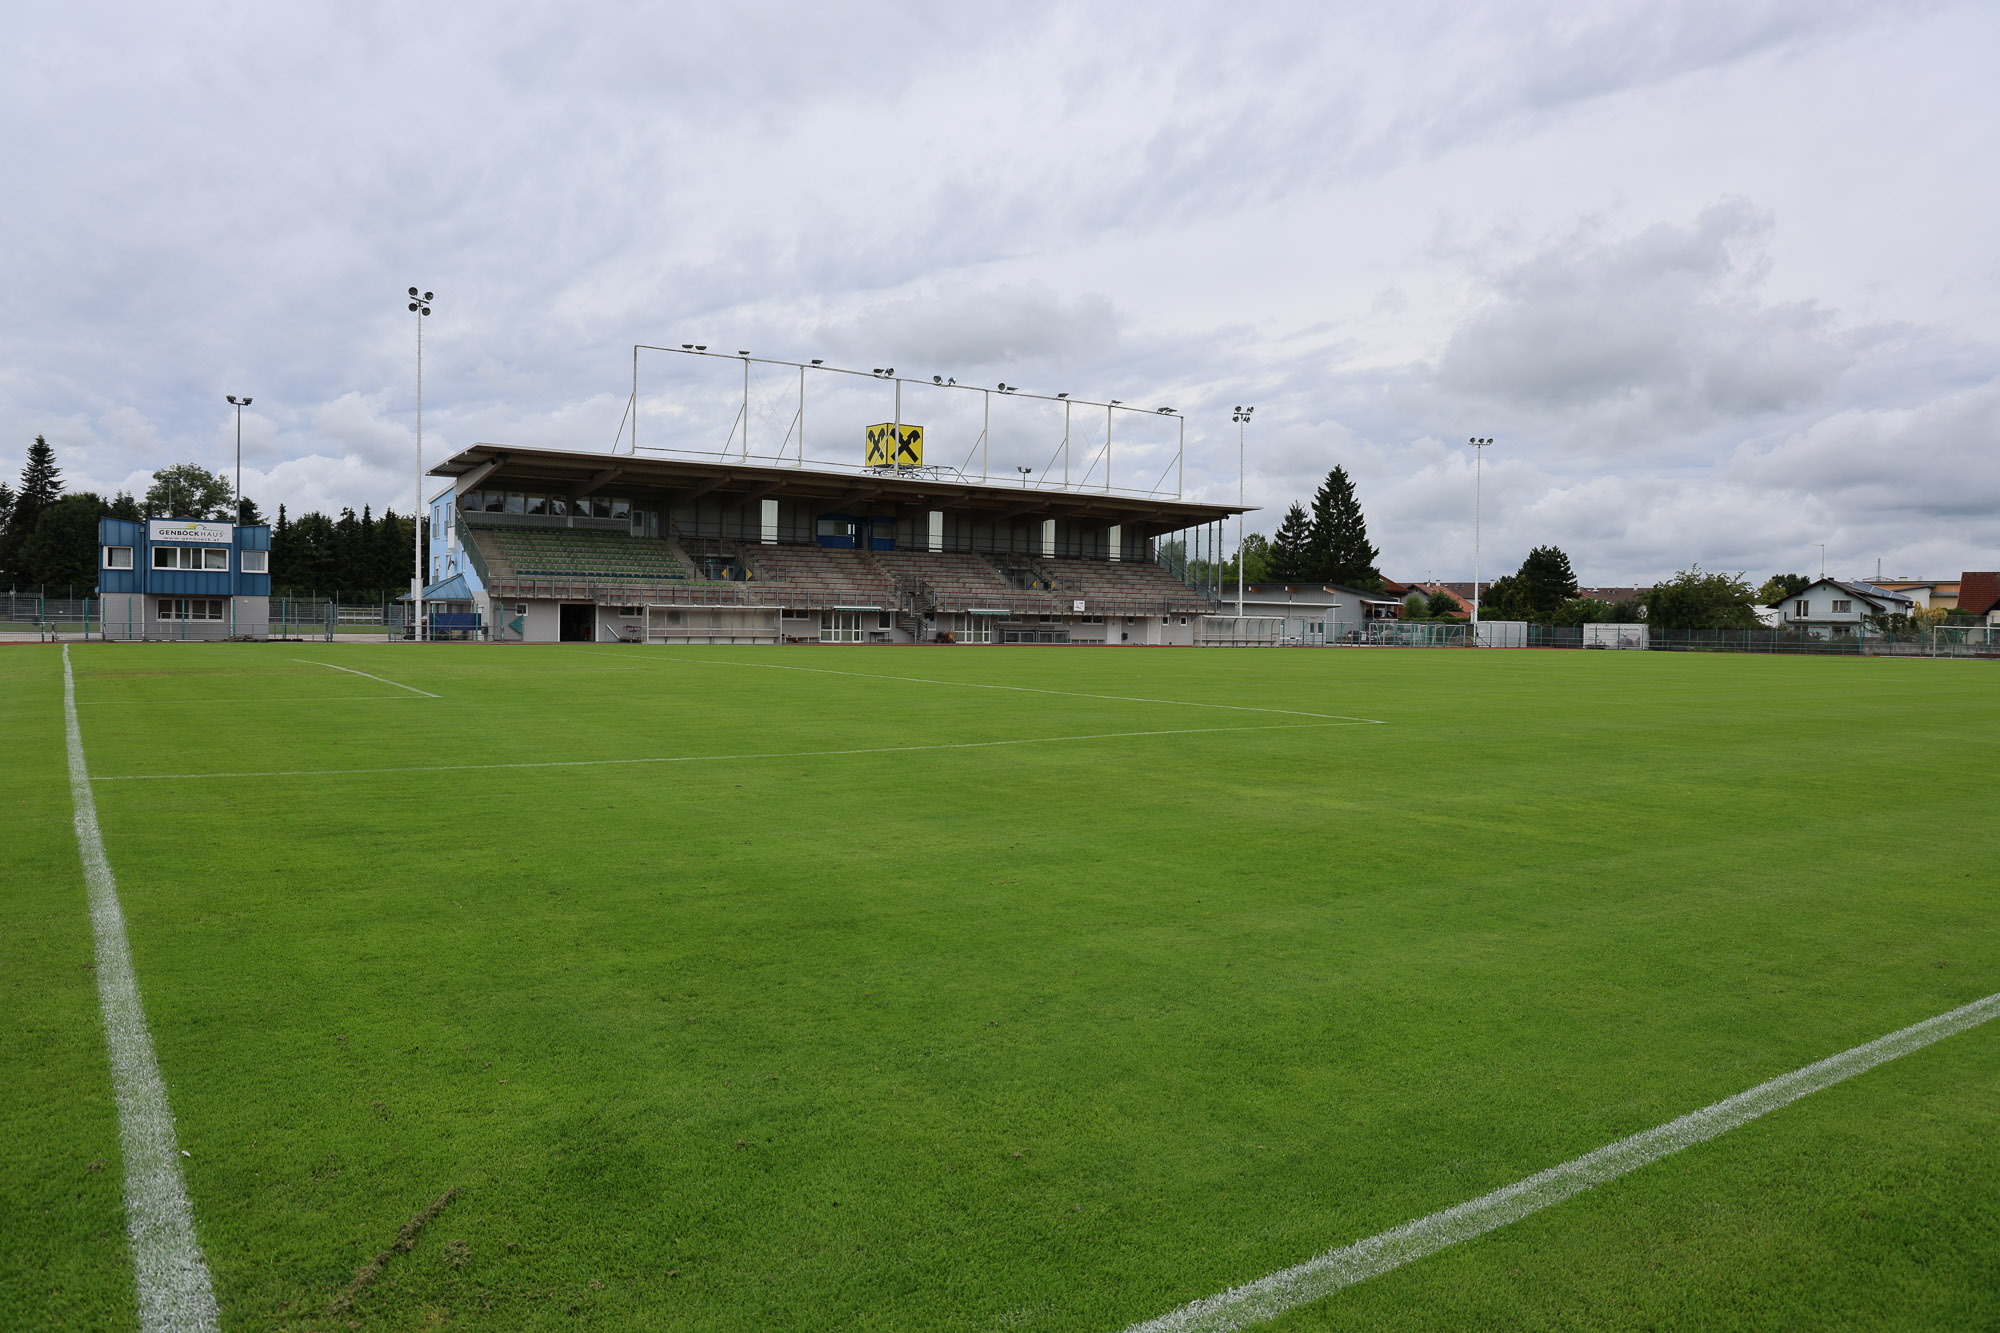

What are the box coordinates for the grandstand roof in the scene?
[429,444,1248,538]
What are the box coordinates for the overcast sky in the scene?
[4,0,1994,583]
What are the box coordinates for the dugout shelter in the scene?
[423,445,1247,644]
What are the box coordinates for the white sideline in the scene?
[78,696,426,706]
[92,720,1355,782]
[1125,988,2000,1333]
[61,646,221,1333]
[291,658,438,697]
[597,650,1386,723]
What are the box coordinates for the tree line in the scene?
[1195,458,1824,631]
[1176,465,1386,592]
[1,437,420,598]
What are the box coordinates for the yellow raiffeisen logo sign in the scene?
[865,424,923,468]
[147,520,234,544]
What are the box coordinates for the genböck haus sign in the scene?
[147,519,234,544]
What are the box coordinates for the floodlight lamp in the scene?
[811,358,824,365]
[1110,399,1123,405]
[423,292,433,301]
[695,345,707,351]
[1056,392,1068,399]
[933,375,942,384]
[886,368,894,375]
[1234,406,1241,413]
[682,343,693,349]
[242,397,252,406]
[409,287,419,296]
[738,350,750,356]
[227,395,240,404]
[409,302,418,311]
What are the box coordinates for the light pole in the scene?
[226,395,252,522]
[408,287,434,640]
[1232,407,1253,617]
[1469,437,1493,631]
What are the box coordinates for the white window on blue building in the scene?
[104,546,133,569]
[241,550,267,574]
[152,546,231,571]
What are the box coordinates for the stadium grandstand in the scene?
[420,445,1249,644]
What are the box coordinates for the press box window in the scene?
[103,546,133,569]
[241,550,267,574]
[152,546,230,571]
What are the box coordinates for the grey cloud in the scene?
[1436,201,1850,436]
[815,285,1121,372]
[2,0,1994,589]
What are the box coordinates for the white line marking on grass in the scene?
[77,696,427,706]
[595,650,1385,723]
[1125,988,2000,1333]
[61,646,221,1333]
[291,658,438,697]
[92,721,1354,782]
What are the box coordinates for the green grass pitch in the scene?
[5,642,1999,1331]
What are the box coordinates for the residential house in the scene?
[1957,572,2000,625]
[1772,579,1915,636]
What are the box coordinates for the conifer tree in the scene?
[2,436,64,581]
[1267,503,1312,582]
[1303,465,1381,589]
[1515,545,1578,616]
[18,435,62,512]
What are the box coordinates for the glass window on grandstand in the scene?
[159,598,225,620]
[152,546,230,571]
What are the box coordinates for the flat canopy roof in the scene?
[430,444,1250,533]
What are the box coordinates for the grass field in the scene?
[5,642,1999,1332]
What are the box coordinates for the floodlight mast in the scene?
[407,287,435,641]
[1468,437,1493,632]
[626,345,1184,496]
[226,395,253,522]
[1233,406,1254,617]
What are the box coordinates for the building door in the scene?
[559,603,595,642]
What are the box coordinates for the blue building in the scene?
[98,517,272,639]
